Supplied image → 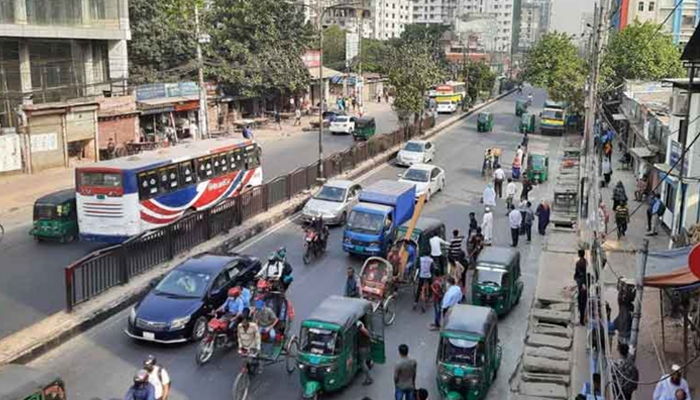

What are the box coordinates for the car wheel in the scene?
[339,211,347,226]
[191,316,208,341]
[426,190,432,202]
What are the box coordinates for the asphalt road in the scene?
[28,89,562,400]
[0,106,420,340]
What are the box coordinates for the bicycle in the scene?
[231,334,298,400]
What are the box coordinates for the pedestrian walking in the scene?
[493,165,505,198]
[653,364,691,400]
[612,181,628,210]
[505,178,517,211]
[535,200,551,235]
[441,276,463,316]
[352,96,357,111]
[414,255,434,311]
[468,212,479,237]
[143,355,170,400]
[294,108,302,126]
[337,97,344,110]
[508,207,522,247]
[467,227,484,266]
[394,344,417,400]
[483,183,497,207]
[647,193,665,236]
[429,235,449,275]
[125,370,156,400]
[574,249,587,288]
[356,319,373,385]
[274,110,282,130]
[242,125,253,140]
[345,266,359,297]
[448,229,465,265]
[611,344,638,400]
[429,275,444,330]
[481,207,494,245]
[646,192,656,231]
[522,201,534,243]
[577,283,588,325]
[520,177,533,201]
[615,202,629,239]
[602,157,612,187]
[580,372,603,400]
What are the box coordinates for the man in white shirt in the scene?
[493,166,506,198]
[144,355,171,400]
[653,364,691,400]
[505,178,518,211]
[429,235,449,275]
[508,207,522,247]
[481,207,493,245]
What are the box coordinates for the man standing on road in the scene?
[394,344,417,400]
[414,255,435,311]
[481,207,494,245]
[356,319,374,385]
[429,235,449,275]
[493,165,505,198]
[508,207,522,247]
[522,201,534,243]
[441,276,463,317]
[647,193,665,236]
[505,178,517,211]
[294,108,302,126]
[448,229,465,266]
[574,250,587,288]
[345,267,359,298]
[468,212,479,237]
[274,110,282,130]
[143,356,170,400]
[429,275,444,330]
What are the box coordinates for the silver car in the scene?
[302,180,362,225]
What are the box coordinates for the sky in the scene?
[550,0,598,34]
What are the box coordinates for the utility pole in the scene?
[629,239,649,362]
[318,0,325,179]
[195,4,208,140]
[357,13,363,107]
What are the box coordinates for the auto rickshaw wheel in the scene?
[383,296,396,325]
[285,336,299,374]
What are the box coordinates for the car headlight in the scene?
[169,316,191,331]
[129,307,137,324]
[344,237,352,244]
[325,366,336,373]
[298,363,305,370]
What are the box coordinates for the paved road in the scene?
[0,105,424,340]
[29,90,561,400]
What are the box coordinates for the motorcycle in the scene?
[302,226,328,264]
[195,312,237,366]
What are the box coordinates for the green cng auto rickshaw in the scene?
[297,295,385,399]
[436,305,502,400]
[515,99,529,117]
[476,112,493,132]
[519,113,535,133]
[0,364,67,400]
[472,247,523,315]
[30,189,78,243]
[353,117,377,141]
[397,217,446,257]
[526,152,549,183]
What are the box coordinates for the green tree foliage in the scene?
[322,25,347,71]
[521,32,586,112]
[206,0,315,99]
[601,21,685,88]
[386,42,445,122]
[128,0,198,84]
[399,24,450,65]
[462,61,497,102]
[358,38,388,73]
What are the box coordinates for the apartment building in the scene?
[613,0,700,45]
[518,0,542,51]
[457,0,515,53]
[412,0,458,25]
[299,0,411,40]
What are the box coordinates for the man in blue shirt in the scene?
[405,241,417,279]
[441,276,463,317]
[240,285,252,309]
[124,370,156,400]
[218,287,246,334]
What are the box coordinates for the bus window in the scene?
[197,156,214,180]
[245,146,261,169]
[159,166,180,192]
[230,149,243,170]
[179,161,195,186]
[212,156,222,176]
[217,153,229,174]
[79,171,122,188]
[138,171,159,199]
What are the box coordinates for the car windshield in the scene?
[403,169,430,182]
[542,109,564,120]
[334,116,349,123]
[301,327,339,356]
[403,142,424,152]
[347,210,385,234]
[531,157,545,167]
[155,269,211,298]
[476,265,505,286]
[440,337,481,365]
[314,186,347,202]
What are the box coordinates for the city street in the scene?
[0,104,427,340]
[28,90,562,400]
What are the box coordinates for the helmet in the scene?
[143,355,157,368]
[276,247,287,259]
[133,369,149,384]
[256,279,271,291]
[228,287,241,297]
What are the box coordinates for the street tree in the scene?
[323,25,347,71]
[399,24,450,64]
[462,61,497,103]
[357,38,388,73]
[521,32,586,112]
[128,0,198,84]
[601,21,685,89]
[206,0,315,101]
[386,42,445,124]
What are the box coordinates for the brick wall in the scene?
[98,114,138,149]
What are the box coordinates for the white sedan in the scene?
[330,116,356,134]
[396,140,435,166]
[398,164,446,201]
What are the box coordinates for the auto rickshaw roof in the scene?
[356,117,376,126]
[35,189,75,205]
[400,217,444,232]
[443,304,497,336]
[0,364,62,400]
[515,98,528,105]
[476,246,519,268]
[306,295,372,330]
[478,111,491,117]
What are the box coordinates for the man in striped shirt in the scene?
[448,229,465,266]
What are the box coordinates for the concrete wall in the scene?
[27,113,65,172]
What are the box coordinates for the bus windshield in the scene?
[347,210,385,234]
[301,327,339,356]
[80,171,122,188]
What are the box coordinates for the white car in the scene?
[398,164,446,201]
[301,180,362,225]
[396,140,435,166]
[329,116,356,134]
[436,101,458,114]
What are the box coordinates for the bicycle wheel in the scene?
[285,336,299,374]
[232,370,250,400]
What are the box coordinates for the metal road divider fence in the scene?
[64,120,432,311]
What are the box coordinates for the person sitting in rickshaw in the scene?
[254,299,279,355]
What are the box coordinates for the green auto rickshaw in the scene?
[476,112,493,132]
[397,217,446,257]
[436,305,502,400]
[515,99,529,116]
[526,152,549,183]
[0,364,67,400]
[30,189,78,243]
[353,117,377,141]
[472,247,523,316]
[519,113,535,134]
[297,295,385,399]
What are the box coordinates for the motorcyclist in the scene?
[124,370,156,400]
[257,247,294,291]
[217,287,246,336]
[308,216,328,250]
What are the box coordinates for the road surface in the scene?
[28,89,562,400]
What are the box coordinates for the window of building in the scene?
[648,1,655,11]
[26,0,82,26]
[638,2,644,11]
[682,15,695,26]
[0,0,14,23]
[665,182,676,213]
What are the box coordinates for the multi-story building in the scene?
[517,0,543,51]
[457,0,516,53]
[300,0,411,40]
[612,0,700,45]
[370,0,413,39]
[412,0,458,25]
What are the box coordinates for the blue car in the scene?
[125,252,261,344]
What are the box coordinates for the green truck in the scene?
[539,100,567,136]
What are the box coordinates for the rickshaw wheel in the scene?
[232,371,250,400]
[383,296,396,325]
[285,336,299,374]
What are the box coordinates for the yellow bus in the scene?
[430,82,467,105]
